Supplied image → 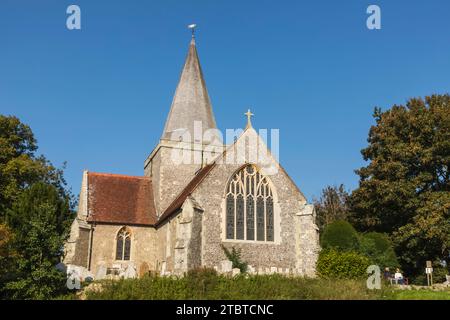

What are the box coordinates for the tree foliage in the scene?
[358,232,399,269]
[0,115,74,299]
[349,94,450,276]
[0,224,16,293]
[313,184,350,232]
[0,115,70,222]
[3,183,72,299]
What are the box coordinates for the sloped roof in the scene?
[157,163,215,225]
[86,172,157,226]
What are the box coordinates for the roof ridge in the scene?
[88,172,151,180]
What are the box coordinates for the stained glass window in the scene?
[226,194,235,239]
[225,165,275,242]
[116,227,131,260]
[124,237,131,260]
[256,196,265,241]
[246,195,255,240]
[266,198,274,241]
[236,194,245,240]
[116,238,123,260]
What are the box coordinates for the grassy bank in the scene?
[56,269,449,300]
[80,270,395,300]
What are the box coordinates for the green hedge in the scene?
[319,221,400,275]
[317,248,371,280]
[320,220,359,252]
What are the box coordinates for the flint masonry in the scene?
[64,34,319,277]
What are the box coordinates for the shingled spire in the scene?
[161,36,217,141]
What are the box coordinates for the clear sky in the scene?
[1,0,449,201]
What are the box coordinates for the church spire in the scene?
[161,27,217,142]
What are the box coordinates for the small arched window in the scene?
[225,165,274,242]
[116,227,131,260]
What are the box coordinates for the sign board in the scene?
[426,261,432,268]
[425,267,433,274]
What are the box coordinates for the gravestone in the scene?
[221,260,233,273]
[139,262,149,278]
[247,265,255,274]
[161,261,167,276]
[95,264,107,280]
[123,264,137,279]
[232,268,241,277]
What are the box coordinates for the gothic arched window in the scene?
[225,165,274,242]
[116,227,131,260]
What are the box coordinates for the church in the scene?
[64,33,319,278]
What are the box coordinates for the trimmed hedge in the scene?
[320,220,359,252]
[319,221,400,276]
[317,248,370,280]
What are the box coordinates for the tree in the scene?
[359,232,399,269]
[0,115,74,299]
[0,224,16,297]
[313,184,350,232]
[4,183,72,299]
[0,115,69,222]
[349,94,450,277]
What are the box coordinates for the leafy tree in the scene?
[0,115,74,299]
[349,94,450,277]
[394,192,450,274]
[320,220,360,252]
[0,115,70,222]
[0,224,16,297]
[313,184,350,232]
[359,232,399,269]
[4,183,72,299]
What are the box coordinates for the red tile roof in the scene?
[157,163,215,225]
[86,172,157,226]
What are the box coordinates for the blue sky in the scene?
[1,0,449,201]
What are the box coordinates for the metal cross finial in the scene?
[245,109,254,129]
[188,24,197,38]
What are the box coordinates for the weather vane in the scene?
[188,24,197,38]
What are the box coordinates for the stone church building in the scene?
[64,35,319,278]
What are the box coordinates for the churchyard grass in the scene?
[79,272,394,300]
[387,290,450,300]
[55,269,449,300]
